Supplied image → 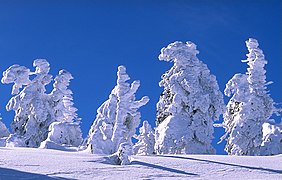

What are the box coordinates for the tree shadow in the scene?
[0,167,71,180]
[160,155,282,174]
[131,160,199,176]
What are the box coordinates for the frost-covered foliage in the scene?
[41,70,83,149]
[133,120,155,155]
[2,60,54,147]
[86,66,149,155]
[260,122,282,155]
[222,38,278,155]
[155,41,225,155]
[0,115,9,138]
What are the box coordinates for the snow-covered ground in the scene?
[0,147,281,180]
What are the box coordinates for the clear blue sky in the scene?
[0,1,281,154]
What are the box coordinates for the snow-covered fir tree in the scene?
[222,38,278,155]
[2,59,54,147]
[40,70,83,149]
[155,41,225,154]
[133,120,155,155]
[86,65,149,155]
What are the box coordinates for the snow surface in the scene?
[0,147,281,180]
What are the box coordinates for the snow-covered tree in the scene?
[155,41,225,154]
[40,121,83,150]
[49,70,78,123]
[85,93,118,154]
[40,70,83,149]
[222,38,278,155]
[2,59,54,147]
[0,115,9,138]
[133,120,155,155]
[86,65,149,155]
[260,122,282,155]
[111,66,150,152]
[0,115,10,147]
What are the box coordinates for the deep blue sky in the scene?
[0,1,281,154]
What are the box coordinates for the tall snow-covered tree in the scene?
[111,66,150,152]
[85,92,118,154]
[2,59,54,147]
[155,41,225,154]
[133,120,155,155]
[40,70,83,149]
[222,38,277,155]
[86,65,149,154]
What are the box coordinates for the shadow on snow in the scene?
[131,160,199,176]
[98,156,198,177]
[0,167,71,180]
[160,155,282,174]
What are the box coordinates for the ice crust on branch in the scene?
[155,41,225,154]
[85,65,149,155]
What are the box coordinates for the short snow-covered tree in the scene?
[222,38,278,155]
[155,41,225,154]
[40,70,83,149]
[260,122,282,155]
[0,115,10,147]
[133,120,155,155]
[86,65,149,155]
[0,115,9,138]
[108,142,132,165]
[40,121,83,150]
[2,59,54,147]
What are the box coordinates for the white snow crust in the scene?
[0,147,281,179]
